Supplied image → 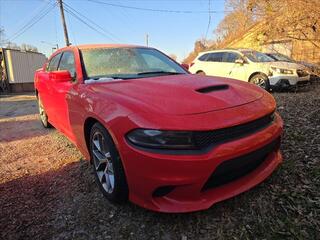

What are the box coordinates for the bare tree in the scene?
[248,0,320,48]
[20,43,38,52]
[215,0,255,43]
[5,42,20,50]
[169,54,177,61]
[0,27,6,47]
[185,0,320,63]
[183,40,206,64]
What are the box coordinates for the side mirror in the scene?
[50,70,72,83]
[235,58,245,65]
[181,63,189,70]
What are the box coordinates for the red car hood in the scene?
[89,74,264,115]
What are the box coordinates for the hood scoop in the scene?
[196,84,229,93]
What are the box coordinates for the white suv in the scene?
[189,49,310,90]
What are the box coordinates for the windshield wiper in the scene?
[91,76,124,80]
[137,71,184,76]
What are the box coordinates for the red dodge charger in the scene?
[34,44,283,213]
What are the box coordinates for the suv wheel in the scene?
[250,73,270,91]
[196,71,206,76]
[90,123,128,203]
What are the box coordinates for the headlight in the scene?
[126,129,197,149]
[271,67,294,75]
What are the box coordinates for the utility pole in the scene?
[145,34,149,47]
[57,0,70,46]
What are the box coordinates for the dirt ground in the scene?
[0,86,319,240]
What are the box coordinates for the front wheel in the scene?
[90,123,128,203]
[196,71,206,76]
[249,73,270,91]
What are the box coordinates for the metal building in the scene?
[0,48,47,93]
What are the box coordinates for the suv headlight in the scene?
[126,129,197,149]
[271,67,294,75]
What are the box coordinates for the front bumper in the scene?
[119,113,283,213]
[269,75,310,88]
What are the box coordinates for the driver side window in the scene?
[58,51,76,79]
[47,53,62,72]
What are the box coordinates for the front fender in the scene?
[67,84,133,160]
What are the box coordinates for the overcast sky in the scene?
[0,0,226,60]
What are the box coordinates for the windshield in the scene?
[269,53,294,62]
[80,47,187,79]
[241,51,275,63]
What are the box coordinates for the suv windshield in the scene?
[241,51,275,63]
[268,53,293,62]
[80,47,187,79]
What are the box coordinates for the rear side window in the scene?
[206,52,224,62]
[223,52,241,63]
[198,53,210,61]
[47,53,62,72]
[58,51,76,78]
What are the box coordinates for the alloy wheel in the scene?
[252,76,266,88]
[91,131,115,194]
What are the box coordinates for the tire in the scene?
[89,123,128,203]
[37,97,52,128]
[249,73,270,91]
[196,71,206,76]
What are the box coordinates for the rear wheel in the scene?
[196,71,206,76]
[37,97,51,128]
[90,123,128,203]
[249,73,270,91]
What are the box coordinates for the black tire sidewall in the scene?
[89,123,128,203]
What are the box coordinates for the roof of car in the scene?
[58,44,146,51]
[77,44,146,49]
[199,48,254,55]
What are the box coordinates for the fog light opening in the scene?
[279,79,290,88]
[152,186,175,198]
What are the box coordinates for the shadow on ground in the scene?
[0,118,51,142]
[0,161,84,240]
[2,155,315,240]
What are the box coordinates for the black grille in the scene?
[194,113,274,149]
[297,69,309,77]
[202,138,281,191]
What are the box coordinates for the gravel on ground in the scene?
[0,85,319,240]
